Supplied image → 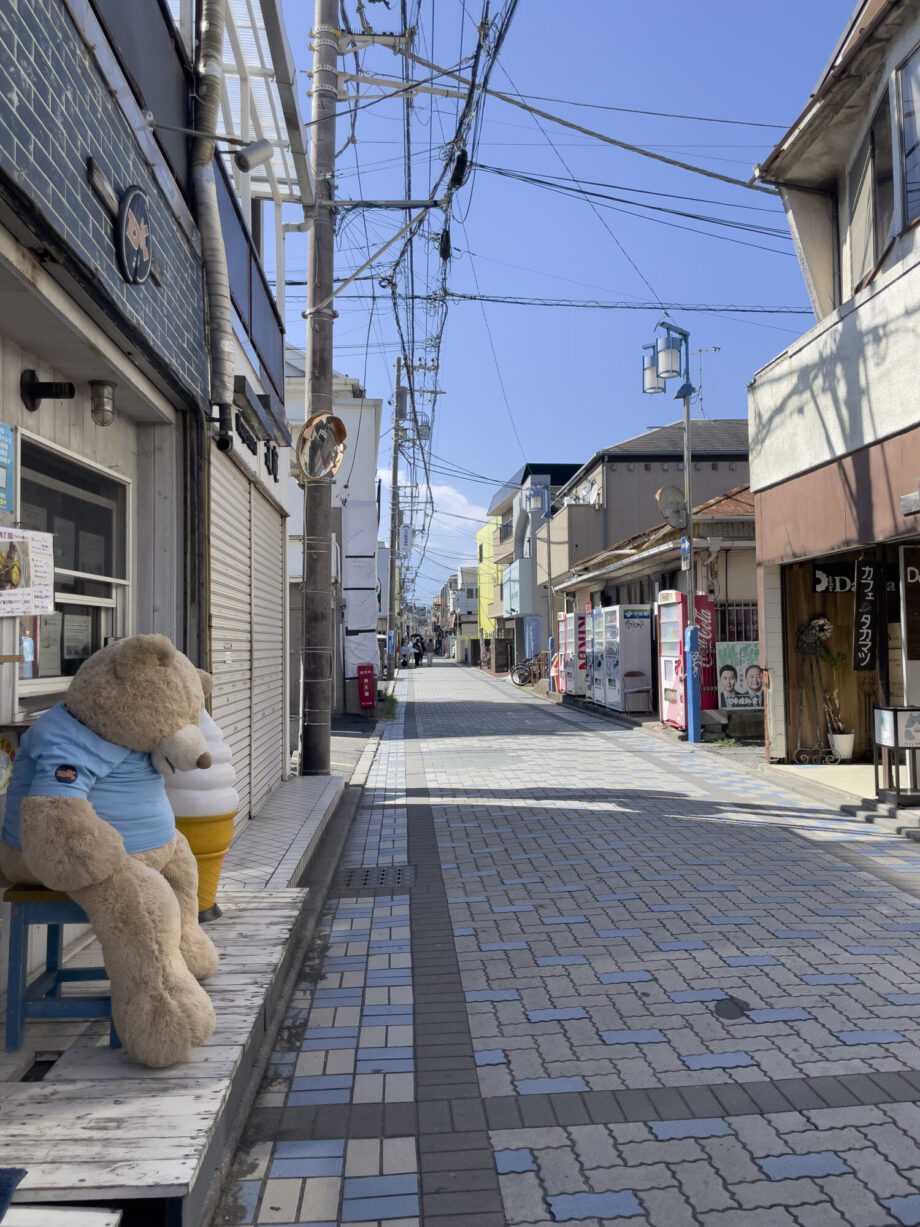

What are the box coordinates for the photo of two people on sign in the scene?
[717,641,764,709]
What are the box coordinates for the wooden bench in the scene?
[3,887,118,1051]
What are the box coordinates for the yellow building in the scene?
[476,517,501,637]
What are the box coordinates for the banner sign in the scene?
[853,559,883,671]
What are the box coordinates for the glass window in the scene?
[850,96,894,287]
[902,45,920,222]
[17,441,128,698]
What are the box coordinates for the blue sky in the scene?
[278,0,856,600]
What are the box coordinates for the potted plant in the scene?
[821,647,855,760]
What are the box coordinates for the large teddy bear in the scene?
[0,634,219,1068]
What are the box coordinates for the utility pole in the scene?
[386,359,403,679]
[300,0,338,775]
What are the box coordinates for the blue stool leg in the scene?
[46,924,63,998]
[6,903,28,1051]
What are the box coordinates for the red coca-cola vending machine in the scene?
[656,592,716,730]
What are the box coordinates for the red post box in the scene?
[357,663,376,708]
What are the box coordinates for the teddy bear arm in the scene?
[19,795,127,893]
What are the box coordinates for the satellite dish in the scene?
[295,413,348,480]
[656,484,687,529]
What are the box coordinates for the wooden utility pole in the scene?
[300,0,338,774]
[386,359,403,679]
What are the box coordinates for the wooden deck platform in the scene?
[0,890,307,1226]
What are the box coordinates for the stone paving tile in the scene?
[217,667,920,1226]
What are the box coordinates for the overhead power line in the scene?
[341,293,812,314]
[508,92,788,129]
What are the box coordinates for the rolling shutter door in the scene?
[209,451,252,829]
[250,488,285,812]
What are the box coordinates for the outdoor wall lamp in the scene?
[144,114,274,173]
[89,380,116,427]
[20,370,76,413]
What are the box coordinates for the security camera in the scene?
[234,139,273,173]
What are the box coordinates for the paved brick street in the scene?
[217,663,920,1227]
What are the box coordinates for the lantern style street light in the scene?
[642,320,701,743]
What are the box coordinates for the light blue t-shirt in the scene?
[2,702,175,854]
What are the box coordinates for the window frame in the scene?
[14,430,133,715]
[899,41,920,228]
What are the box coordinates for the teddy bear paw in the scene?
[181,927,219,981]
[114,967,216,1068]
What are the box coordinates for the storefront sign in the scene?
[853,559,883,671]
[0,528,54,616]
[116,186,152,284]
[814,561,856,593]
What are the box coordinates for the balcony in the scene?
[487,586,504,620]
[503,557,534,618]
[492,521,514,564]
[536,504,606,584]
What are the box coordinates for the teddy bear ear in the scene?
[113,634,177,679]
[198,669,214,698]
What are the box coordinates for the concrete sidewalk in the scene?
[217,662,920,1227]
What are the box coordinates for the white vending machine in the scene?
[603,605,652,711]
[563,611,588,696]
[591,609,605,703]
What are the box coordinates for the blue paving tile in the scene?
[596,927,645,938]
[360,1014,412,1027]
[275,1140,346,1158]
[289,1089,352,1105]
[232,1180,261,1222]
[802,973,860,985]
[537,955,588,966]
[882,1194,920,1225]
[475,1049,507,1066]
[659,940,708,951]
[599,970,653,984]
[344,1174,418,1198]
[724,955,778,967]
[517,1075,589,1094]
[694,885,741,893]
[684,1051,755,1070]
[883,923,920,932]
[836,1029,907,1044]
[461,870,499,879]
[747,1008,812,1022]
[493,905,535,913]
[845,945,897,955]
[495,1148,535,1173]
[453,928,474,936]
[644,874,683,881]
[270,1156,343,1177]
[466,990,520,1002]
[548,1190,643,1220]
[758,1152,851,1180]
[448,895,487,903]
[888,993,920,1005]
[596,891,638,901]
[651,1118,732,1140]
[526,1007,588,1022]
[601,1029,666,1044]
[341,1194,420,1221]
[669,989,726,1003]
[301,1037,358,1051]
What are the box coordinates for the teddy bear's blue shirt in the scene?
[2,702,176,854]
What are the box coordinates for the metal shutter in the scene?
[209,451,253,830]
[250,487,285,812]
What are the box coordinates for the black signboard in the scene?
[853,559,883,671]
[116,186,152,285]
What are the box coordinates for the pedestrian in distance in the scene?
[425,639,434,667]
[400,641,410,669]
[413,639,423,668]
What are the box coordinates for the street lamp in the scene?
[642,320,702,743]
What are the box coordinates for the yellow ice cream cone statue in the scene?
[164,711,239,920]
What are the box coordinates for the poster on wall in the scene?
[0,528,54,616]
[717,641,764,709]
[63,614,92,661]
[38,612,63,677]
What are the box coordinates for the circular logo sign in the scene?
[116,186,152,284]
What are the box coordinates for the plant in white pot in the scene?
[821,647,855,760]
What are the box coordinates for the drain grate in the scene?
[339,864,415,890]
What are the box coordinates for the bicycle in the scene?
[510,650,549,687]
